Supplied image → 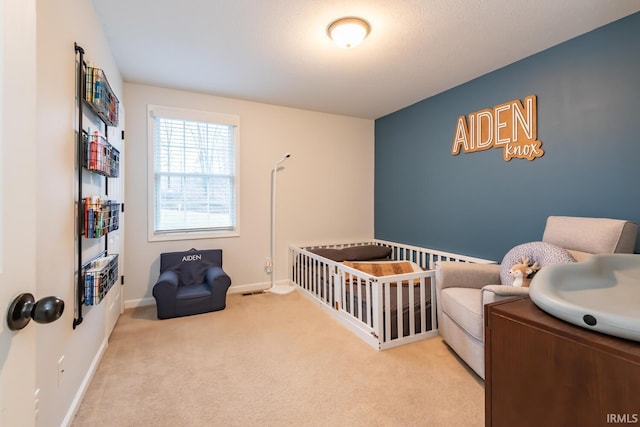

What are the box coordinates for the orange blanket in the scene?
[343,261,416,276]
[342,261,423,285]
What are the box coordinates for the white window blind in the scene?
[149,106,238,237]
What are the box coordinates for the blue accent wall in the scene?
[375,12,640,261]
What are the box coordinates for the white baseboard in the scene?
[61,338,108,427]
[124,281,291,307]
[227,281,270,294]
[124,296,156,309]
[228,280,294,294]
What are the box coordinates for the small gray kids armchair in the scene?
[153,248,232,319]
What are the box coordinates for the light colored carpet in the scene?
[71,291,484,427]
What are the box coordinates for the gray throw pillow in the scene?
[500,241,576,286]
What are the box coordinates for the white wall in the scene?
[124,83,374,305]
[35,0,123,425]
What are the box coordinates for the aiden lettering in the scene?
[451,94,544,161]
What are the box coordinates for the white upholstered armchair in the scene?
[435,216,638,379]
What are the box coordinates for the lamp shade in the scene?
[327,17,370,48]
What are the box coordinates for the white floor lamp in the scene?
[266,153,296,295]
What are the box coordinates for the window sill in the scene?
[148,229,240,242]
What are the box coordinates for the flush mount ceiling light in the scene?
[327,17,371,48]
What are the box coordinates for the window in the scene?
[148,105,239,241]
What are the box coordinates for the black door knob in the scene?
[7,293,65,331]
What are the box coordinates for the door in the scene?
[0,0,38,425]
[105,103,125,337]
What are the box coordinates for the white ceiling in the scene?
[92,0,640,119]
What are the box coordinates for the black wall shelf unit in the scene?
[74,43,121,329]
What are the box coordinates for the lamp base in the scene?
[266,284,296,295]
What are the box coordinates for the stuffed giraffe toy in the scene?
[508,256,540,287]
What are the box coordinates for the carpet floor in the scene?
[71,290,484,427]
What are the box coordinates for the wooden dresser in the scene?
[484,296,640,427]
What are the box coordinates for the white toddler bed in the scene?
[289,239,494,350]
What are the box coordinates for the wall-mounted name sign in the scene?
[451,94,544,161]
